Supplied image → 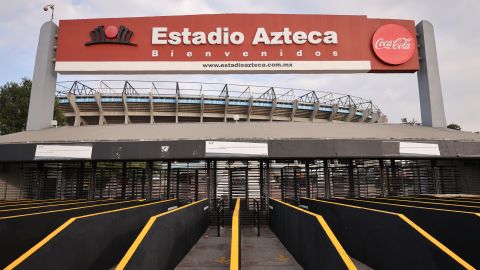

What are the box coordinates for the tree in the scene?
[447,123,461,131]
[0,78,64,135]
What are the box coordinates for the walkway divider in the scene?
[269,198,356,270]
[0,199,145,269]
[116,199,209,270]
[301,198,473,270]
[5,198,177,270]
[334,197,480,268]
[384,196,480,207]
[230,198,241,270]
[413,196,480,202]
[0,198,64,206]
[0,199,113,217]
[364,197,480,212]
[0,199,87,209]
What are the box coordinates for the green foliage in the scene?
[0,78,64,135]
[447,123,461,131]
[53,98,65,127]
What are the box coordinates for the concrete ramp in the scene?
[301,197,471,270]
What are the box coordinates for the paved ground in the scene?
[176,226,373,269]
[241,226,302,270]
[176,226,300,269]
[176,227,231,269]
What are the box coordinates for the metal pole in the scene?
[348,159,355,198]
[305,161,311,198]
[379,159,387,197]
[323,160,331,199]
[195,169,199,201]
[89,161,97,200]
[147,161,153,201]
[432,160,440,194]
[167,162,171,199]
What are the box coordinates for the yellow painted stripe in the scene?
[316,215,357,270]
[341,198,480,216]
[116,216,157,270]
[230,198,240,270]
[0,199,87,209]
[303,197,475,269]
[398,214,475,270]
[374,197,480,209]
[270,198,357,270]
[4,218,76,270]
[0,199,111,213]
[116,198,208,269]
[0,200,131,220]
[6,199,173,269]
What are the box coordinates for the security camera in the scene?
[43,4,54,11]
[43,4,55,21]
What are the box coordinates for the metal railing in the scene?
[55,80,382,112]
[216,197,225,237]
[253,199,260,237]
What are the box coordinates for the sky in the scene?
[0,0,479,131]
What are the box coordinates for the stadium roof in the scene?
[1,122,479,161]
[1,122,479,143]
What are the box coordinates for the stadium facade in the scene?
[1,13,479,204]
[0,13,479,270]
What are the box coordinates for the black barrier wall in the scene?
[0,199,87,210]
[118,199,209,270]
[300,198,469,270]
[393,197,480,206]
[0,199,65,206]
[268,198,355,270]
[366,197,480,211]
[9,199,177,270]
[417,196,480,202]
[335,198,480,268]
[0,200,144,268]
[0,199,112,217]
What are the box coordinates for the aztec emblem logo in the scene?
[85,25,136,46]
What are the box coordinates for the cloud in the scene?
[1,0,479,131]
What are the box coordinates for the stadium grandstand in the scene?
[56,80,386,126]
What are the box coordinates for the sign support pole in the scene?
[26,21,58,131]
[416,20,447,128]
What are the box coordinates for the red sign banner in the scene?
[55,14,419,74]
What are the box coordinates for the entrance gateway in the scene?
[13,12,464,213]
[1,13,480,269]
[4,12,470,209]
[27,14,445,131]
[22,14,446,207]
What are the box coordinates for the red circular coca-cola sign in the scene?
[372,24,416,65]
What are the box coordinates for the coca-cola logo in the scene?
[372,24,416,65]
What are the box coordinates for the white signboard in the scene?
[205,141,268,157]
[35,145,93,160]
[399,142,440,156]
